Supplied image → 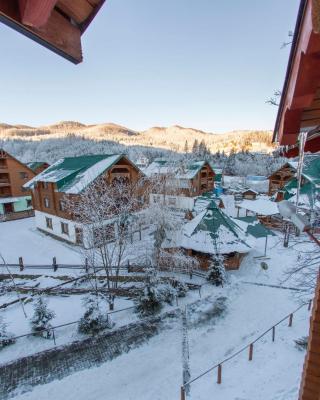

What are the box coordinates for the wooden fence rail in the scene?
[180,300,312,399]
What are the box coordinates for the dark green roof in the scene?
[236,216,275,238]
[24,154,127,194]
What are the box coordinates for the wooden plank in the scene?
[19,0,58,28]
[0,3,82,63]
[56,0,93,25]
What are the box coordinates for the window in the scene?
[19,172,28,179]
[61,222,69,235]
[26,199,32,208]
[42,182,49,190]
[59,200,65,211]
[168,197,176,206]
[44,197,50,208]
[46,217,53,230]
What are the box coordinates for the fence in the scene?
[180,299,313,400]
[0,210,34,222]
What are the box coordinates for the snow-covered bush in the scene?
[206,256,226,286]
[135,285,163,316]
[30,296,55,338]
[0,316,15,349]
[158,284,176,305]
[78,294,113,336]
[172,280,188,297]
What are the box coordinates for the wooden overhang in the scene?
[0,0,105,64]
[273,0,320,156]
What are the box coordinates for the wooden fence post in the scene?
[53,257,57,272]
[85,258,89,273]
[288,313,293,327]
[217,364,222,384]
[249,343,253,361]
[19,257,24,271]
[308,299,312,311]
[180,386,186,400]
[139,225,142,241]
[272,326,275,342]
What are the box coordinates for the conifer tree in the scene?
[78,294,113,336]
[30,296,55,338]
[0,316,15,349]
[207,255,226,286]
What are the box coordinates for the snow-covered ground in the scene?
[0,217,311,400]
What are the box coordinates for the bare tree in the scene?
[65,176,146,309]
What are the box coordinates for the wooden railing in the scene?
[1,209,34,222]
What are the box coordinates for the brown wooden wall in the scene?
[299,273,320,400]
[268,164,296,196]
[0,150,35,198]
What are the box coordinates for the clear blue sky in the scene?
[0,0,300,132]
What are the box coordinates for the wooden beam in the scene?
[56,0,93,25]
[0,1,82,64]
[19,0,58,28]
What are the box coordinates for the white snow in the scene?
[0,214,312,400]
[237,199,279,216]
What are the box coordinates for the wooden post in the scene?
[52,329,56,345]
[249,343,253,361]
[85,258,88,273]
[272,326,275,342]
[308,299,312,311]
[139,225,142,241]
[127,260,130,273]
[217,364,222,384]
[180,386,186,400]
[288,313,293,327]
[19,257,24,271]
[53,257,57,272]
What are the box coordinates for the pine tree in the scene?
[78,294,113,336]
[0,316,15,349]
[135,284,163,316]
[184,140,189,154]
[192,139,199,155]
[30,296,55,338]
[207,256,226,286]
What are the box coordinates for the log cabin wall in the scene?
[299,273,320,400]
[0,150,35,198]
[268,164,296,196]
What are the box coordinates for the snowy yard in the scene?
[0,217,312,399]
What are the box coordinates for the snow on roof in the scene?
[177,202,253,255]
[26,162,48,172]
[0,197,21,204]
[24,154,125,194]
[237,199,279,216]
[144,159,209,179]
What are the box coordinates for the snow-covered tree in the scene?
[78,294,113,335]
[66,176,146,309]
[0,316,15,349]
[30,296,55,338]
[207,255,226,286]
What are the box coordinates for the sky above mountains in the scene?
[0,0,299,133]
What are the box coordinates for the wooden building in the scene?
[268,163,297,196]
[0,0,105,64]
[273,1,320,398]
[26,161,50,175]
[144,159,215,210]
[169,201,252,270]
[24,154,145,245]
[0,149,37,219]
[273,0,320,156]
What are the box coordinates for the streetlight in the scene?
[277,200,320,247]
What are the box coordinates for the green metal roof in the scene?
[235,216,275,238]
[195,201,244,241]
[24,154,127,194]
